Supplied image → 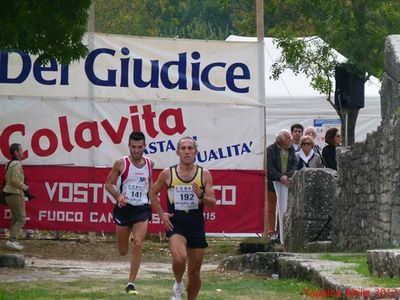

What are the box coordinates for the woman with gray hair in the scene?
[304,126,325,166]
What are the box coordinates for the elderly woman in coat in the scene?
[295,135,324,169]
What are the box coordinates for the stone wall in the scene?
[381,36,400,122]
[284,168,337,252]
[332,35,400,251]
[367,249,400,277]
[219,252,279,276]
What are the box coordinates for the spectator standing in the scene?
[304,126,325,167]
[267,130,296,244]
[3,143,29,251]
[322,128,342,170]
[295,135,324,169]
[290,123,304,152]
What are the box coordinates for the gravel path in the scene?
[0,257,219,282]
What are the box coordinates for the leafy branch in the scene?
[270,36,339,109]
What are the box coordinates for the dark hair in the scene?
[325,127,339,145]
[9,143,21,160]
[290,123,304,133]
[129,131,146,143]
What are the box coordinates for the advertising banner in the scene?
[0,34,260,105]
[0,33,265,234]
[0,99,263,170]
[0,166,264,234]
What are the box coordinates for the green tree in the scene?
[94,0,235,40]
[266,0,400,78]
[0,1,91,64]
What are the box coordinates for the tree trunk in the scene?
[339,108,359,146]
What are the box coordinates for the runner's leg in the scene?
[169,234,187,283]
[116,224,131,255]
[128,220,148,283]
[186,248,204,300]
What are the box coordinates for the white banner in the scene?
[0,33,259,105]
[0,98,264,169]
[0,34,264,170]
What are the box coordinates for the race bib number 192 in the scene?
[174,185,199,211]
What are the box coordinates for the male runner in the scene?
[105,131,153,295]
[149,136,216,300]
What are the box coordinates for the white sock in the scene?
[175,280,183,287]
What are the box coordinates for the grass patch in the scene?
[319,253,400,287]
[200,272,318,299]
[208,238,241,255]
[0,271,319,300]
[319,253,368,275]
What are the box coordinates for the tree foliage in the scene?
[0,0,91,64]
[265,0,400,79]
[271,37,339,96]
[2,1,398,76]
[94,0,236,40]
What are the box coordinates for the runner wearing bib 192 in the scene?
[149,136,216,300]
[166,165,206,247]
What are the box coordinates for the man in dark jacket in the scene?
[267,129,296,244]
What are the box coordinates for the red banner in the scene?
[0,166,264,234]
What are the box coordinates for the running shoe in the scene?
[25,230,34,239]
[5,240,23,251]
[125,283,138,295]
[171,281,183,300]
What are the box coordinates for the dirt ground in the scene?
[1,233,169,262]
[0,231,241,262]
[0,231,241,282]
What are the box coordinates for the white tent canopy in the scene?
[226,35,382,146]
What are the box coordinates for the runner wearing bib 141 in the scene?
[105,131,154,296]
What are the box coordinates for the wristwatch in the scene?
[199,190,205,200]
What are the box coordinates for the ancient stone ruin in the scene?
[283,168,336,252]
[334,35,400,251]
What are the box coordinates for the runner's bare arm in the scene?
[149,159,155,188]
[149,168,174,231]
[105,159,126,205]
[200,169,216,208]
